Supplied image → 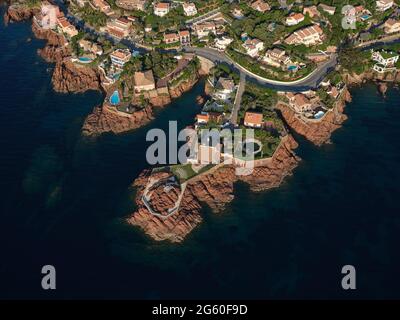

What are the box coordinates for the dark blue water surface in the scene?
[1,6,400,299]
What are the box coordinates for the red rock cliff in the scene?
[32,23,70,63]
[82,104,154,137]
[82,73,201,137]
[277,88,352,146]
[52,60,102,93]
[4,4,38,24]
[128,135,300,242]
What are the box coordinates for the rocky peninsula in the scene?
[128,135,300,243]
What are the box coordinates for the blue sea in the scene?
[1,6,399,299]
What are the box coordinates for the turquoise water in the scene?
[314,111,325,119]
[1,6,400,299]
[109,90,120,105]
[78,56,93,63]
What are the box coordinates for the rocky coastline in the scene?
[81,103,154,136]
[128,135,300,243]
[277,88,352,146]
[277,69,400,146]
[5,3,203,138]
[3,2,37,24]
[342,69,400,97]
[81,73,201,137]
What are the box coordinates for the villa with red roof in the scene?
[284,24,324,46]
[154,2,170,17]
[164,32,180,44]
[250,0,270,13]
[286,13,305,26]
[244,112,263,128]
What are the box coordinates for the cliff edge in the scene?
[128,135,300,243]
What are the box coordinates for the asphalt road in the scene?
[183,47,338,91]
[53,0,337,91]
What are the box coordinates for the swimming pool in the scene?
[314,111,325,119]
[78,57,94,63]
[361,14,371,21]
[109,90,120,105]
[287,65,297,71]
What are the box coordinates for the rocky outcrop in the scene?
[343,70,400,86]
[128,135,300,242]
[32,23,70,63]
[52,60,102,93]
[377,82,388,97]
[82,104,154,136]
[169,75,198,99]
[127,171,203,243]
[82,72,201,136]
[5,5,100,94]
[277,88,352,146]
[4,4,38,24]
[146,94,171,108]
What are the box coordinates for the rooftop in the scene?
[244,112,263,125]
[134,70,155,87]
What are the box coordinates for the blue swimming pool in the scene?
[110,90,120,105]
[361,14,371,21]
[78,57,94,63]
[314,111,325,119]
[288,65,297,71]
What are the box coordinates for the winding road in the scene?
[52,0,337,91]
[183,47,338,91]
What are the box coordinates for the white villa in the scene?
[263,48,291,68]
[213,77,235,101]
[232,7,244,19]
[154,2,170,16]
[193,22,216,38]
[384,18,400,34]
[183,2,197,16]
[110,49,132,69]
[376,0,394,12]
[215,37,233,51]
[371,50,399,73]
[243,38,264,58]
